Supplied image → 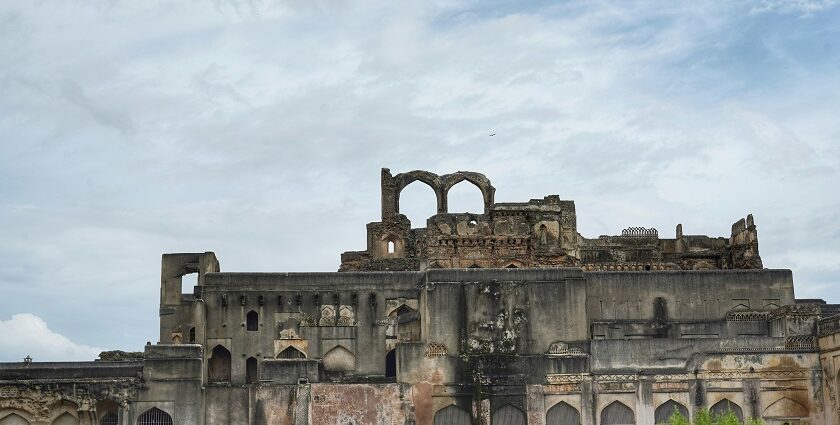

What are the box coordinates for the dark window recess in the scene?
[188,327,196,343]
[385,349,397,378]
[246,357,258,384]
[278,346,305,359]
[246,311,259,331]
[208,345,231,381]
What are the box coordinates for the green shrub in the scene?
[668,408,765,425]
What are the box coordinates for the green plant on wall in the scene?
[668,408,766,425]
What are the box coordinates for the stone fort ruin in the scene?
[1,168,839,425]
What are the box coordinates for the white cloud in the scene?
[0,314,102,362]
[0,0,838,360]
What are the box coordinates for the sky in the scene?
[1,0,839,361]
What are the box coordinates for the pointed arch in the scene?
[0,413,30,425]
[323,345,356,371]
[547,401,580,425]
[98,412,118,425]
[763,396,807,418]
[434,404,470,425]
[601,401,635,425]
[51,412,78,425]
[445,180,485,214]
[208,345,231,381]
[654,400,688,424]
[277,346,306,359]
[245,357,258,384]
[136,407,172,425]
[246,310,259,331]
[397,179,440,228]
[188,327,196,343]
[492,404,526,425]
[710,399,743,422]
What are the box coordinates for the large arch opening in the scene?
[208,345,231,381]
[446,180,485,214]
[385,349,397,378]
[547,401,580,425]
[434,404,470,425]
[654,400,688,424]
[398,181,438,228]
[601,401,635,425]
[136,408,172,425]
[492,404,526,425]
[710,399,743,422]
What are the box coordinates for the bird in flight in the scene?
[489,133,496,136]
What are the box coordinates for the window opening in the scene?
[387,240,395,254]
[136,408,172,425]
[246,357,258,384]
[385,349,397,378]
[246,311,259,331]
[181,273,197,295]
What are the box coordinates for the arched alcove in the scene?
[492,404,526,425]
[434,404,470,425]
[245,357,258,384]
[0,413,30,425]
[51,412,78,425]
[208,345,231,381]
[446,180,485,214]
[763,397,808,419]
[601,401,635,425]
[277,346,306,359]
[655,400,688,424]
[710,399,743,422]
[547,401,580,425]
[246,310,259,331]
[136,408,172,425]
[188,327,196,343]
[323,345,356,371]
[398,181,439,228]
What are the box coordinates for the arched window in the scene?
[0,413,30,425]
[51,412,78,425]
[446,180,485,214]
[492,404,526,425]
[188,327,196,343]
[136,408,172,425]
[246,357,258,384]
[654,400,688,424]
[547,401,580,425]
[277,346,306,359]
[246,310,258,331]
[99,413,118,425]
[468,263,481,269]
[710,399,743,422]
[434,404,470,425]
[385,349,397,378]
[208,345,231,381]
[601,401,635,425]
[398,181,438,228]
[387,240,395,254]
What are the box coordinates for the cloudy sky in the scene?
[1,0,839,361]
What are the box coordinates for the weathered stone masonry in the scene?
[1,169,838,425]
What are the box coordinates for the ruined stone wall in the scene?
[339,169,764,272]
